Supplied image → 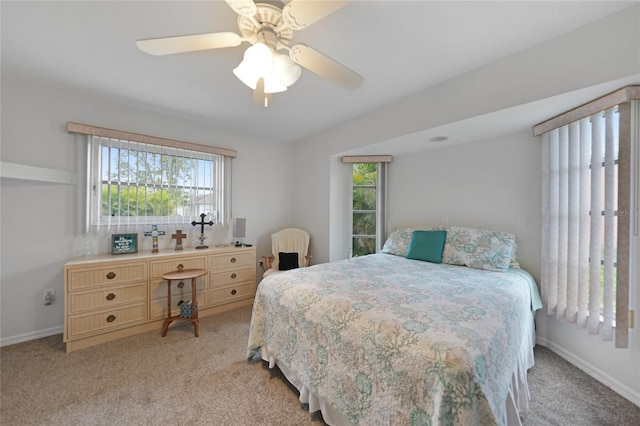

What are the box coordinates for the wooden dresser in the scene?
[64,245,256,352]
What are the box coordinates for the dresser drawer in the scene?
[68,304,147,338]
[208,282,254,306]
[150,256,207,278]
[209,267,254,289]
[68,263,147,291]
[150,292,207,320]
[209,251,254,270]
[69,282,147,314]
[149,277,207,301]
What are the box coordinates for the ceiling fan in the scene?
[136,0,363,107]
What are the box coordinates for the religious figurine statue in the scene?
[171,230,187,250]
[191,213,214,249]
[144,224,166,253]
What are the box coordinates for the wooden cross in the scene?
[191,213,214,249]
[144,224,166,253]
[171,230,187,251]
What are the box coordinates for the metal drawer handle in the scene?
[231,289,237,295]
[230,257,236,263]
[106,315,116,323]
[106,272,116,279]
[177,264,184,271]
[106,293,116,301]
[177,281,185,289]
[231,273,237,279]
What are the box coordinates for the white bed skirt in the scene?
[258,313,536,426]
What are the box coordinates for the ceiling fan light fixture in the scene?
[271,52,302,87]
[263,75,287,94]
[232,42,273,89]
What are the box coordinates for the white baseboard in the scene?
[0,326,63,348]
[535,336,640,407]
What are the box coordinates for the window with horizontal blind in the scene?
[67,122,234,233]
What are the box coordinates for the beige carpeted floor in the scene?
[1,305,638,425]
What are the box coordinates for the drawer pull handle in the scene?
[106,272,116,280]
[177,264,184,272]
[231,289,237,295]
[106,315,116,323]
[177,281,185,289]
[231,273,237,279]
[106,293,116,301]
[230,257,237,263]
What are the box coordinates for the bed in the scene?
[247,227,542,425]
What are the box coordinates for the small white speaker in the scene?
[233,218,246,241]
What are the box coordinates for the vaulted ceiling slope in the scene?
[2,1,639,148]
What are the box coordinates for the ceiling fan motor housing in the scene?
[237,3,294,48]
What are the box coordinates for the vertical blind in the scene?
[540,103,633,348]
[88,135,229,233]
[67,122,236,239]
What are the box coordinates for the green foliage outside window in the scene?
[352,163,378,257]
[100,147,206,218]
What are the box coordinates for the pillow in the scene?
[380,228,415,256]
[509,242,521,269]
[406,230,447,263]
[441,226,515,272]
[278,252,299,271]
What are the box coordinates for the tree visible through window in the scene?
[89,136,228,228]
[351,163,378,256]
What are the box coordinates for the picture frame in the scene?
[112,233,138,255]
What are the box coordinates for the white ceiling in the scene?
[2,1,637,144]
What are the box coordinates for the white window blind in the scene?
[540,102,635,348]
[67,123,235,236]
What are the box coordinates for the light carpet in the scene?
[1,305,638,425]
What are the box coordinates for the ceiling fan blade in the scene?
[282,0,350,30]
[224,0,257,18]
[289,44,363,90]
[136,32,242,56]
[253,78,271,107]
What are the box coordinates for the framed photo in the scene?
[112,233,138,255]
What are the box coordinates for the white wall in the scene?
[0,76,294,344]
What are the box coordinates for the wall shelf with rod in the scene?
[0,162,77,185]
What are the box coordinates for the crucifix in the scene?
[191,213,214,249]
[144,224,166,253]
[171,230,187,251]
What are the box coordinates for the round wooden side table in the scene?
[161,268,208,337]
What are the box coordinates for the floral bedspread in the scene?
[247,253,539,425]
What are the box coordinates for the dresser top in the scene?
[65,245,255,267]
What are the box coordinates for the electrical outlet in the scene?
[441,216,449,226]
[259,261,264,268]
[517,218,527,231]
[44,289,55,305]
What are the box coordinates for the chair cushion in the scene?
[278,252,299,271]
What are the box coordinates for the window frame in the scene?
[66,122,235,233]
[347,160,388,257]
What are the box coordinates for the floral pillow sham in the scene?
[441,226,516,272]
[382,226,518,271]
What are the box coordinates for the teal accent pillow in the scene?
[406,230,447,263]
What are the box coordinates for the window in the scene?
[67,122,235,233]
[342,156,391,257]
[537,90,638,349]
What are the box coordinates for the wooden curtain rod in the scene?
[342,155,392,163]
[533,85,640,136]
[66,122,237,158]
